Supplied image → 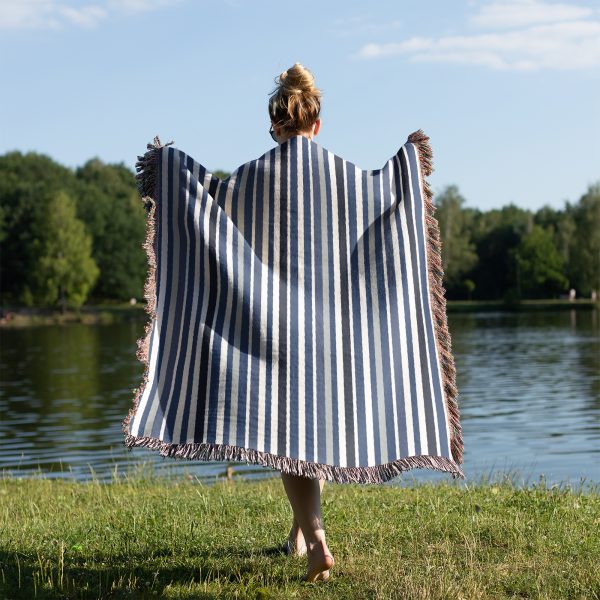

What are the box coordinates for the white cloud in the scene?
[60,4,107,27]
[106,0,179,13]
[0,0,178,30]
[355,0,600,71]
[471,0,594,29]
[0,0,107,29]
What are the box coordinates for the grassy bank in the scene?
[0,303,145,327]
[447,298,600,313]
[1,474,599,599]
[1,298,598,327]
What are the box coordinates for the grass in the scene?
[1,469,599,600]
[2,299,598,328]
[0,303,145,327]
[446,299,600,312]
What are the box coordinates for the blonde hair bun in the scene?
[279,63,319,96]
[268,63,321,136]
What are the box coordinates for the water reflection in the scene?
[1,309,598,487]
[453,309,599,486]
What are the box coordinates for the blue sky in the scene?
[1,0,599,211]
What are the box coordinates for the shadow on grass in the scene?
[0,544,291,599]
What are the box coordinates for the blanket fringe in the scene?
[121,135,172,441]
[407,129,464,467]
[134,135,174,210]
[122,132,465,485]
[124,433,464,483]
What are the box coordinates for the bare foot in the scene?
[301,540,334,583]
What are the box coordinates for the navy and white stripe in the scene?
[128,135,454,470]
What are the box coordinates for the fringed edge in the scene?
[121,136,173,440]
[407,129,464,468]
[134,135,174,211]
[123,434,464,484]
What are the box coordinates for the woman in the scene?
[125,60,464,588]
[268,62,333,584]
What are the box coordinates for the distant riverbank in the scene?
[0,302,145,327]
[446,298,600,312]
[0,475,598,599]
[1,298,598,327]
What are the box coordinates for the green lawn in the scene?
[1,472,599,599]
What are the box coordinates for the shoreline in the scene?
[1,298,598,327]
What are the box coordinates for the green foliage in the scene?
[434,185,478,293]
[0,148,597,305]
[0,151,82,304]
[513,224,568,298]
[75,158,147,301]
[567,183,600,296]
[32,191,99,309]
[462,203,531,300]
[462,278,476,300]
[434,184,600,301]
[535,203,577,286]
[0,152,149,306]
[212,169,231,180]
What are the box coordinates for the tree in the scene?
[512,225,568,298]
[462,278,475,300]
[433,185,478,298]
[213,170,231,180]
[33,191,99,310]
[469,203,532,300]
[568,183,600,296]
[0,151,80,303]
[535,203,576,278]
[75,159,147,301]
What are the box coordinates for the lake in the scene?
[1,309,598,488]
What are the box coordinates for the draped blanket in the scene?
[122,130,464,483]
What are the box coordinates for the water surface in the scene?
[1,309,598,487]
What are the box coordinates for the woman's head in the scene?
[268,63,321,142]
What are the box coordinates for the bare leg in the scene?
[280,473,333,581]
[284,478,325,556]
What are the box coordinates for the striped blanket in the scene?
[122,130,464,483]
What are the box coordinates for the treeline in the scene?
[0,151,598,308]
[434,184,599,301]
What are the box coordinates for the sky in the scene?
[1,0,599,212]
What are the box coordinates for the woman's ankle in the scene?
[305,531,328,552]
